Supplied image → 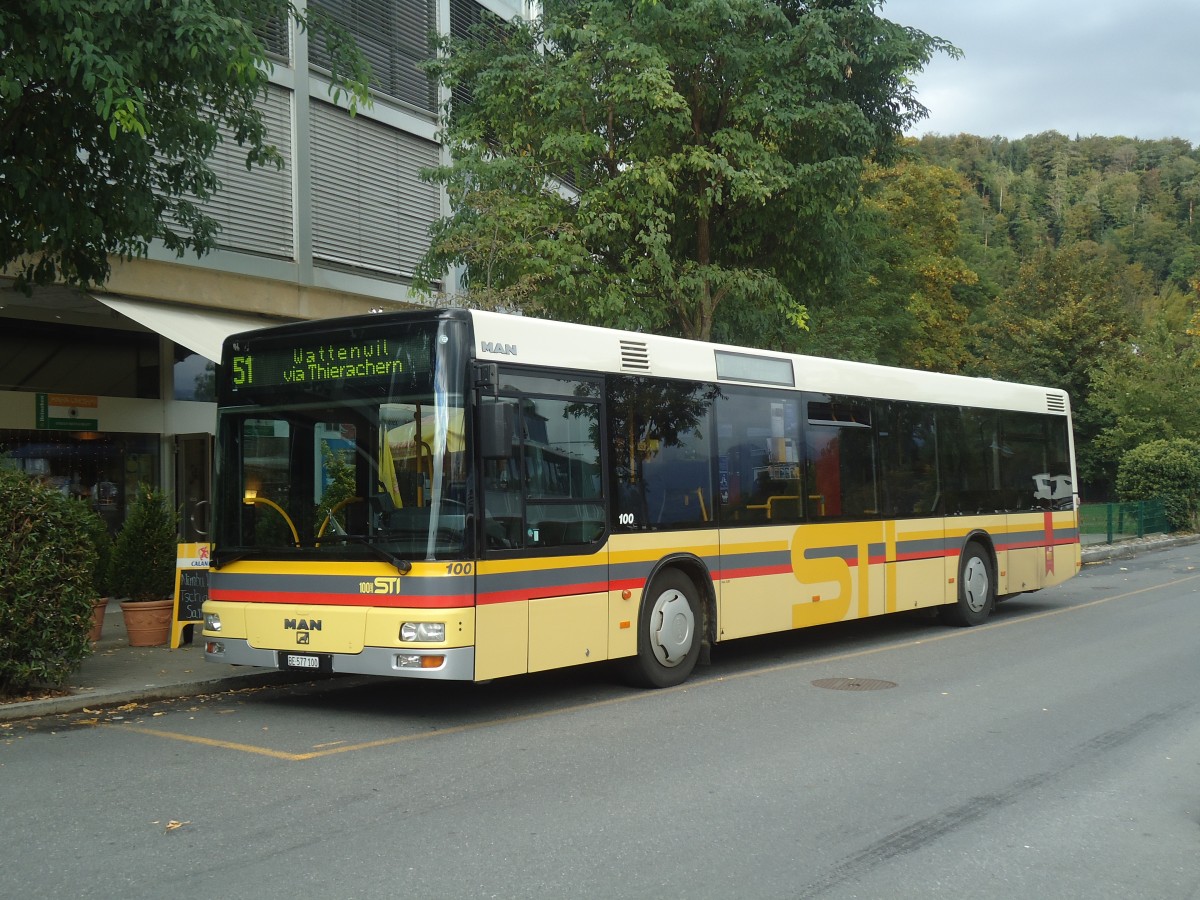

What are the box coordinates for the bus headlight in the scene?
[205,613,222,632]
[400,622,445,642]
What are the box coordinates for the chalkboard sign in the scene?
[178,568,208,622]
[171,543,210,648]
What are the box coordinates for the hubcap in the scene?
[649,589,695,667]
[962,556,990,613]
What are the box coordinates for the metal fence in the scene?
[1078,499,1170,544]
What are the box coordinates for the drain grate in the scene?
[812,677,897,692]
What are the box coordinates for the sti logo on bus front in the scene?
[481,341,518,356]
[363,577,404,594]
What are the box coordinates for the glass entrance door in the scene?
[175,433,212,542]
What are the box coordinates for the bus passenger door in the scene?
[473,377,609,680]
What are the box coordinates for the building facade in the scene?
[0,0,522,537]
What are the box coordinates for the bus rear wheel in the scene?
[625,570,702,688]
[941,542,995,627]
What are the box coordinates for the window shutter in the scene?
[309,100,441,277]
[206,85,295,259]
[310,0,436,112]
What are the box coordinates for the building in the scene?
[0,0,523,538]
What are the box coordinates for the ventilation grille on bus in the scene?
[620,340,650,372]
[1046,393,1067,413]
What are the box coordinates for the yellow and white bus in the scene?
[203,308,1080,687]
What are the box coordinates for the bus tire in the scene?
[941,542,995,627]
[625,569,702,688]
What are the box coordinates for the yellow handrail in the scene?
[243,492,300,545]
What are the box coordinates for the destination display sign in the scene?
[228,332,432,390]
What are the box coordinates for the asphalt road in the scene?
[3,545,1200,899]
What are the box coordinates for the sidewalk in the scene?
[3,534,1197,723]
[0,600,303,723]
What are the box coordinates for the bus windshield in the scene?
[212,317,471,565]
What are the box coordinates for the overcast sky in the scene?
[881,0,1200,146]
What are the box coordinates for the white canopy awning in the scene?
[93,294,281,363]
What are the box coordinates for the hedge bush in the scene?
[1116,438,1200,531]
[0,467,96,696]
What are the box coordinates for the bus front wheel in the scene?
[625,570,702,689]
[942,542,995,627]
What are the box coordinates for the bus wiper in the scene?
[302,534,413,574]
[209,551,245,570]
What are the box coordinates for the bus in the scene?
[202,308,1080,688]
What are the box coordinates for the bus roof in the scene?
[223,307,1069,417]
[467,309,1070,417]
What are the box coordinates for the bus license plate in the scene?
[280,653,329,672]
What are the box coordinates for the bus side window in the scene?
[715,389,802,525]
[876,401,940,517]
[608,376,717,531]
[940,408,1003,514]
[1001,411,1072,511]
[484,379,604,549]
[804,396,877,520]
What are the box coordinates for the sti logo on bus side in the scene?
[481,341,518,356]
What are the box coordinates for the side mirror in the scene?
[480,400,516,460]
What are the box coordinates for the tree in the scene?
[0,0,368,291]
[418,0,955,341]
[972,241,1146,496]
[800,155,978,369]
[1090,320,1200,474]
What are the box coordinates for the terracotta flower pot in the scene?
[88,598,110,643]
[119,598,174,647]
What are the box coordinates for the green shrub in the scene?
[1116,438,1200,531]
[76,500,114,596]
[108,485,178,601]
[0,468,96,696]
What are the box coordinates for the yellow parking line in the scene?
[119,727,309,760]
[123,572,1200,761]
[124,694,655,761]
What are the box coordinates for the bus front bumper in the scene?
[204,638,476,681]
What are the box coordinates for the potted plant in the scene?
[108,485,179,647]
[76,500,114,642]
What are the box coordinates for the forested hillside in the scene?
[783,132,1200,499]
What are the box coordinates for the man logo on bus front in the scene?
[296,631,311,645]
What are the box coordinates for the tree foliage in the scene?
[806,131,1200,499]
[418,0,954,340]
[799,154,978,368]
[0,0,369,290]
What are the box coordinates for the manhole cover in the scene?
[811,677,897,692]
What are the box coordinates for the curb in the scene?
[0,670,313,723]
[1080,533,1200,563]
